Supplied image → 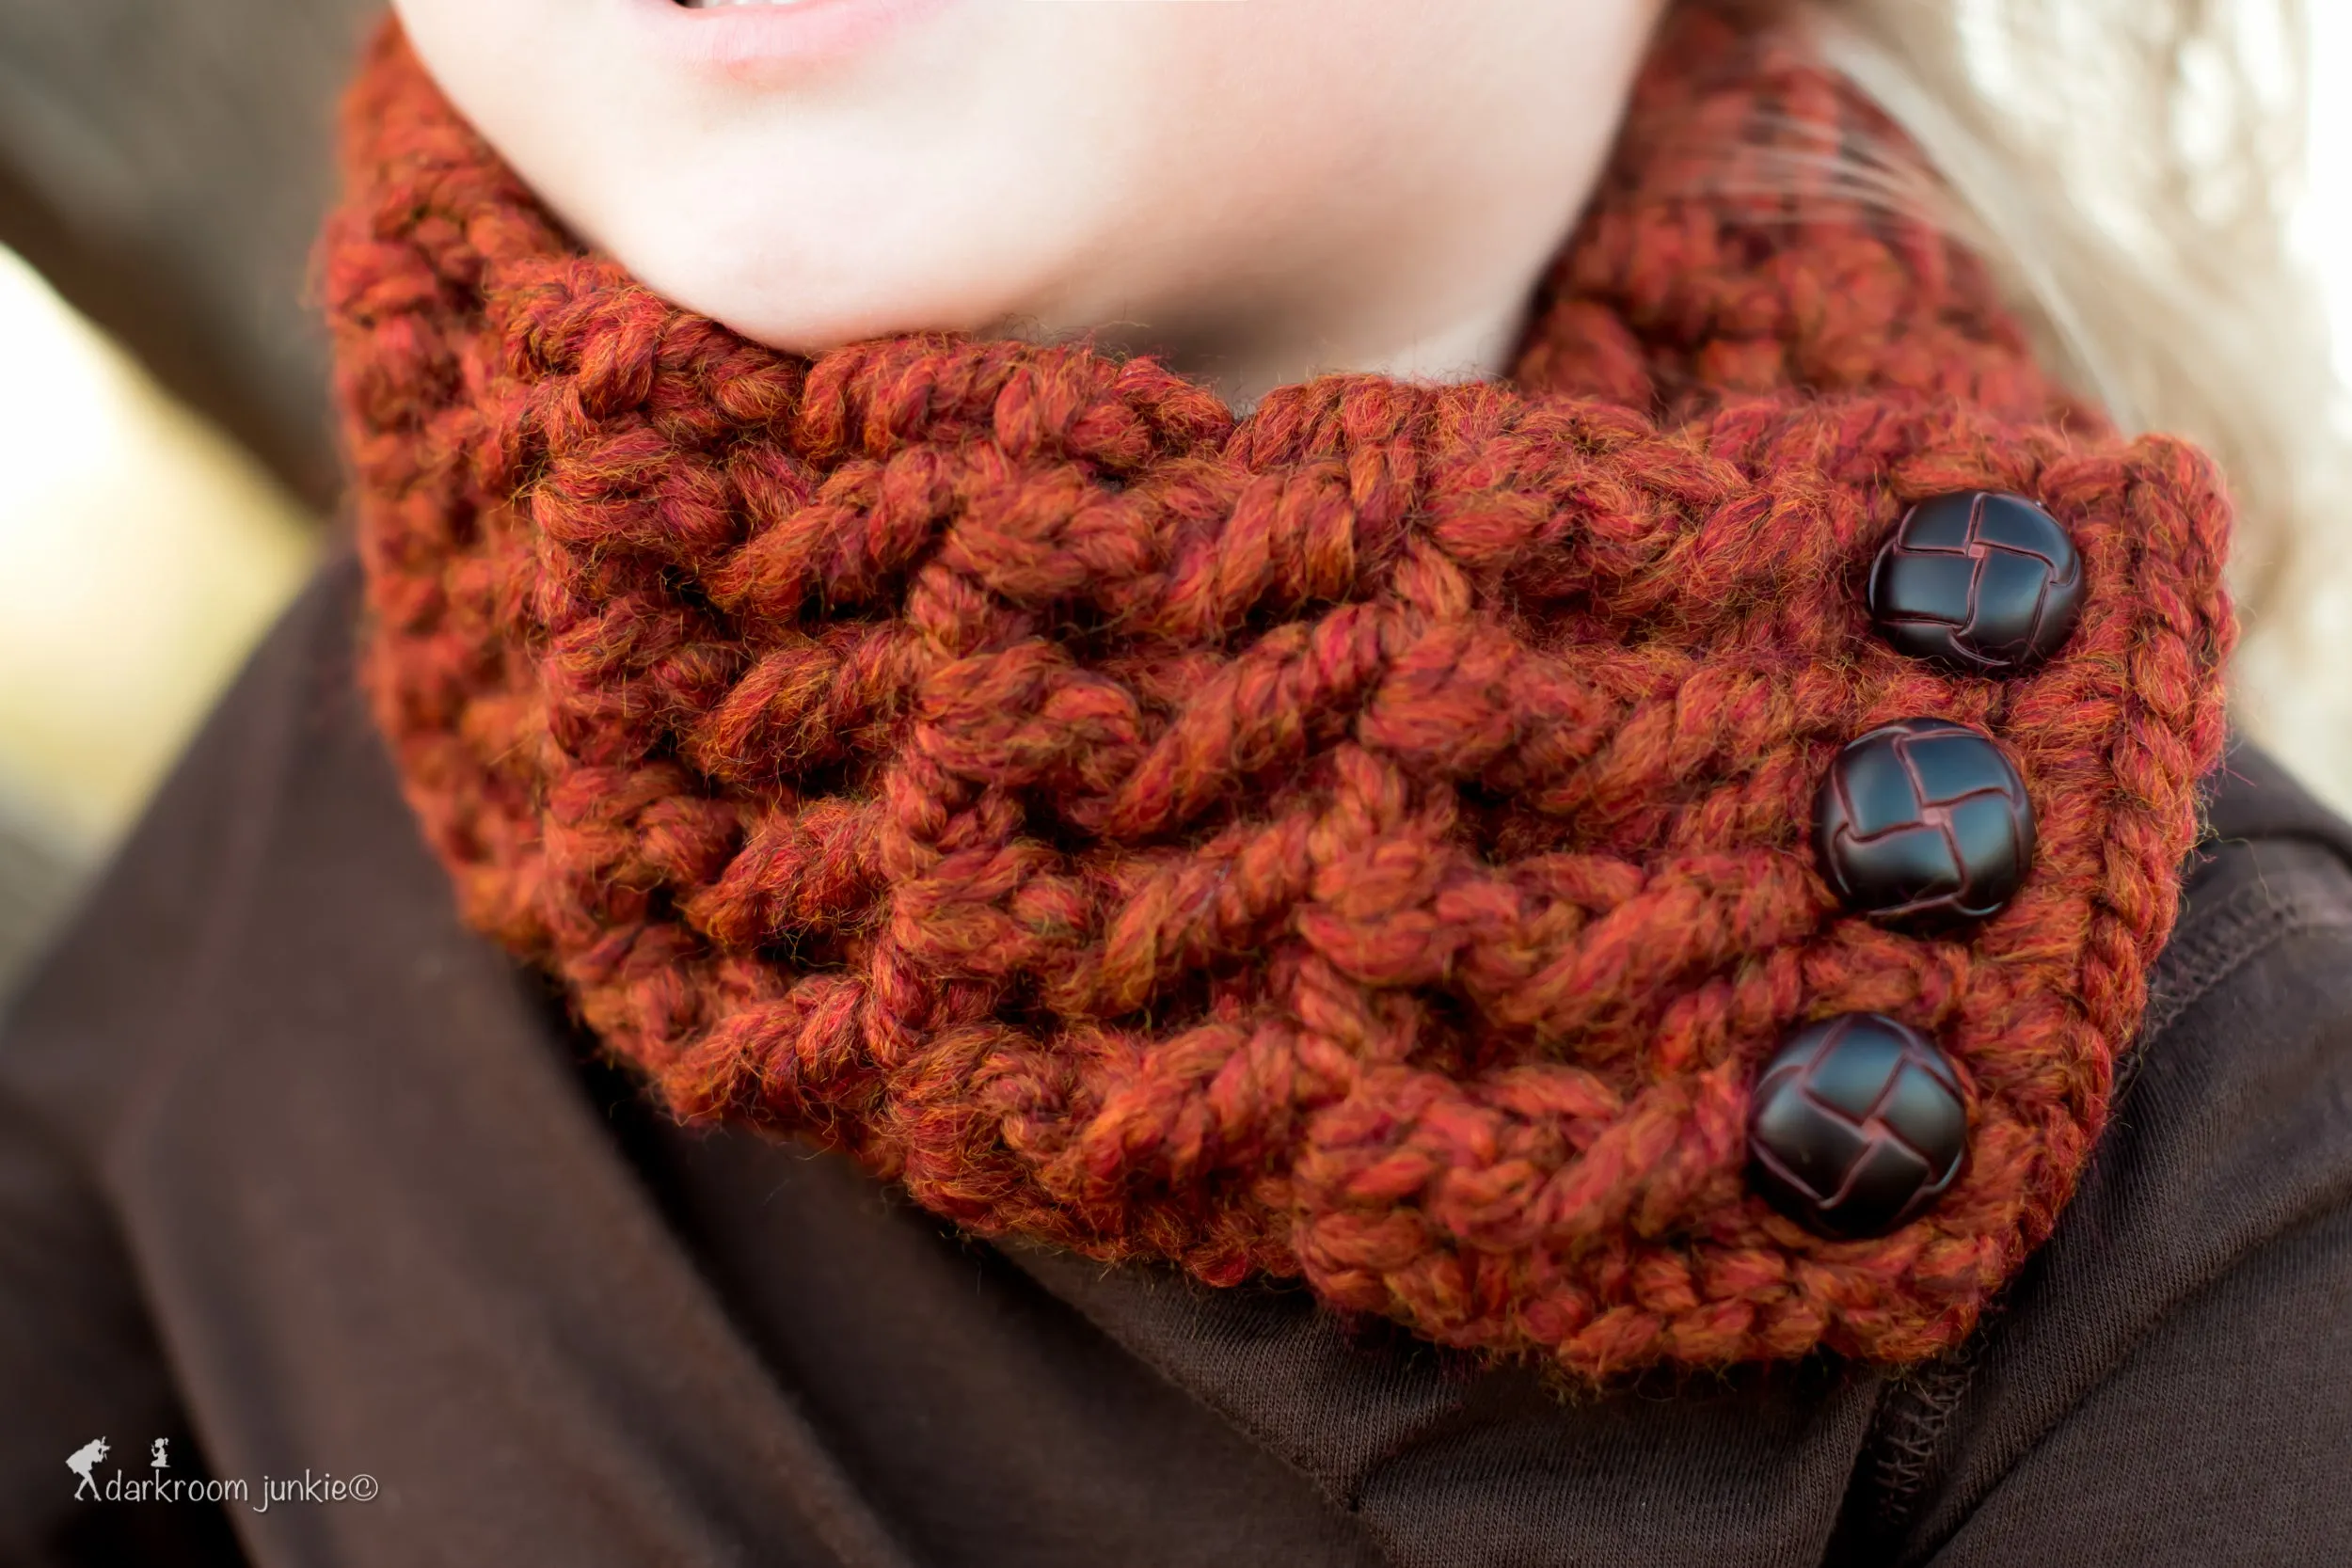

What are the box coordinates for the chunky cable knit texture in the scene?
[326,8,2233,1377]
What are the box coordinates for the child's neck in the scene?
[1041,291,1537,413]
[1216,299,1535,410]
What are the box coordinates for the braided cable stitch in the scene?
[326,8,2233,1377]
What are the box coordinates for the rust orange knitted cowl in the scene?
[325,6,2234,1378]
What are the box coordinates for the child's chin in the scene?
[629,253,1010,362]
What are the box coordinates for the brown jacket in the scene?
[4,560,2351,1567]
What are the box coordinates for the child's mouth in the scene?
[639,0,960,77]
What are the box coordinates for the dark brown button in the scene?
[1814,719,2034,925]
[1748,1013,1967,1238]
[1868,491,2084,673]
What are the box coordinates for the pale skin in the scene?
[390,0,1667,406]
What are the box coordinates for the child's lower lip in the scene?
[629,0,960,80]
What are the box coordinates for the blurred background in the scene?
[0,0,380,995]
[0,1,2347,998]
